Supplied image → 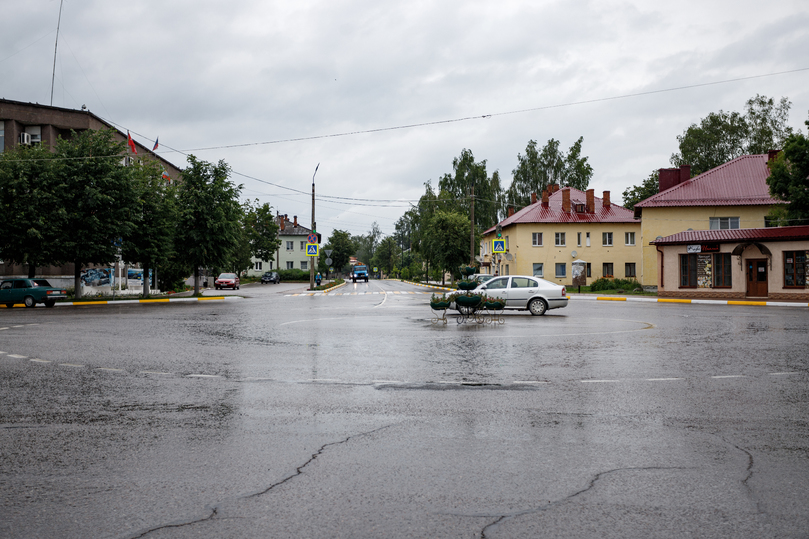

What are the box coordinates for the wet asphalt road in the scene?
[1,279,808,538]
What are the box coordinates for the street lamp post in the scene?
[310,163,319,290]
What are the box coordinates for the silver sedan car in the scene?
[474,275,568,315]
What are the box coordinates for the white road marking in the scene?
[581,379,621,383]
[769,372,800,376]
[646,377,684,381]
[0,328,8,331]
[96,368,125,372]
[711,375,746,379]
[59,363,84,368]
[242,377,276,381]
[186,374,221,378]
[11,325,25,328]
[8,354,27,358]
[372,380,403,383]
[0,351,6,354]
[30,359,51,363]
[514,380,549,384]
[140,371,172,375]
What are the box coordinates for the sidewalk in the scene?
[567,293,808,308]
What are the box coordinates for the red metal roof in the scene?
[635,154,781,208]
[651,225,809,245]
[485,188,638,233]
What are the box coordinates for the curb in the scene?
[568,295,808,308]
[323,281,347,293]
[1,296,244,308]
[394,279,457,292]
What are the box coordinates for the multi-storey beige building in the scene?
[481,186,641,286]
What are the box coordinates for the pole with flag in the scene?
[152,137,159,151]
[127,131,137,154]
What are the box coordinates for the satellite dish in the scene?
[571,250,578,258]
[505,253,514,261]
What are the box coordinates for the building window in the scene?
[555,263,566,278]
[713,253,731,287]
[0,124,4,154]
[505,265,510,276]
[577,232,582,246]
[709,217,740,230]
[555,232,565,247]
[602,232,613,246]
[586,263,591,277]
[255,261,262,271]
[286,261,294,269]
[586,232,591,247]
[533,263,543,277]
[603,263,614,278]
[625,263,636,278]
[625,232,635,246]
[680,254,697,287]
[300,241,306,250]
[286,241,294,250]
[301,261,308,270]
[532,232,543,246]
[505,236,509,250]
[784,251,807,287]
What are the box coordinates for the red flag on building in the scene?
[153,137,159,151]
[127,131,137,154]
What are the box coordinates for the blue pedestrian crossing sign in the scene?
[306,243,319,256]
[492,239,506,253]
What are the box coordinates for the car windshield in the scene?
[32,280,52,287]
[219,274,237,279]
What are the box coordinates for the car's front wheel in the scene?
[528,298,547,316]
[24,296,36,308]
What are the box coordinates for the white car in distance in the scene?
[474,275,568,315]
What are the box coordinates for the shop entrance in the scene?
[746,259,768,297]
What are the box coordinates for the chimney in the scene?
[602,191,611,208]
[768,149,780,162]
[551,184,560,193]
[293,215,298,227]
[541,189,549,207]
[562,188,571,213]
[507,206,515,217]
[531,192,537,204]
[279,215,285,231]
[586,189,595,213]
[659,165,691,192]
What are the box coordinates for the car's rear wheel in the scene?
[24,296,36,308]
[44,300,56,308]
[528,298,547,316]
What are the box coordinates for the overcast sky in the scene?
[3,0,808,241]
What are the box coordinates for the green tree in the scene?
[320,229,355,275]
[622,170,659,211]
[671,94,794,176]
[0,144,61,277]
[175,156,243,294]
[372,236,398,276]
[437,149,502,231]
[424,210,473,284]
[354,222,382,266]
[766,132,809,225]
[54,130,138,297]
[121,160,178,298]
[243,200,281,267]
[503,137,593,212]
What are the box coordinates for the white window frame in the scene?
[555,263,566,278]
[532,232,543,247]
[300,241,306,250]
[577,232,582,247]
[602,232,613,246]
[586,232,591,247]
[301,260,308,270]
[625,232,635,246]
[286,261,294,269]
[286,241,294,250]
[255,261,262,270]
[555,232,566,247]
[533,263,544,277]
[709,217,740,230]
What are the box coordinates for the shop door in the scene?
[746,259,768,297]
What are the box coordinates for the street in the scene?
[1,279,808,538]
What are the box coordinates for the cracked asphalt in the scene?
[1,279,808,538]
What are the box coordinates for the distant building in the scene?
[247,214,318,276]
[635,155,784,287]
[482,186,641,285]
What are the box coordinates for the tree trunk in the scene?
[74,262,82,299]
[142,261,150,298]
[194,267,200,295]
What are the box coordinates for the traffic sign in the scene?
[373,267,378,272]
[306,243,319,256]
[307,233,318,244]
[325,249,333,257]
[325,257,333,265]
[492,239,506,253]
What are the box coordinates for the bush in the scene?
[279,269,310,281]
[588,277,642,292]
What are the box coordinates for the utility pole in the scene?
[50,0,65,106]
[310,164,319,290]
[469,185,475,265]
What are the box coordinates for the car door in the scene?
[481,276,510,302]
[11,279,30,303]
[507,277,538,308]
[0,280,13,304]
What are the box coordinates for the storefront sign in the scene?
[687,243,720,253]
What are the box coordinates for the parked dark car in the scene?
[261,271,280,284]
[0,278,67,308]
[214,273,240,290]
